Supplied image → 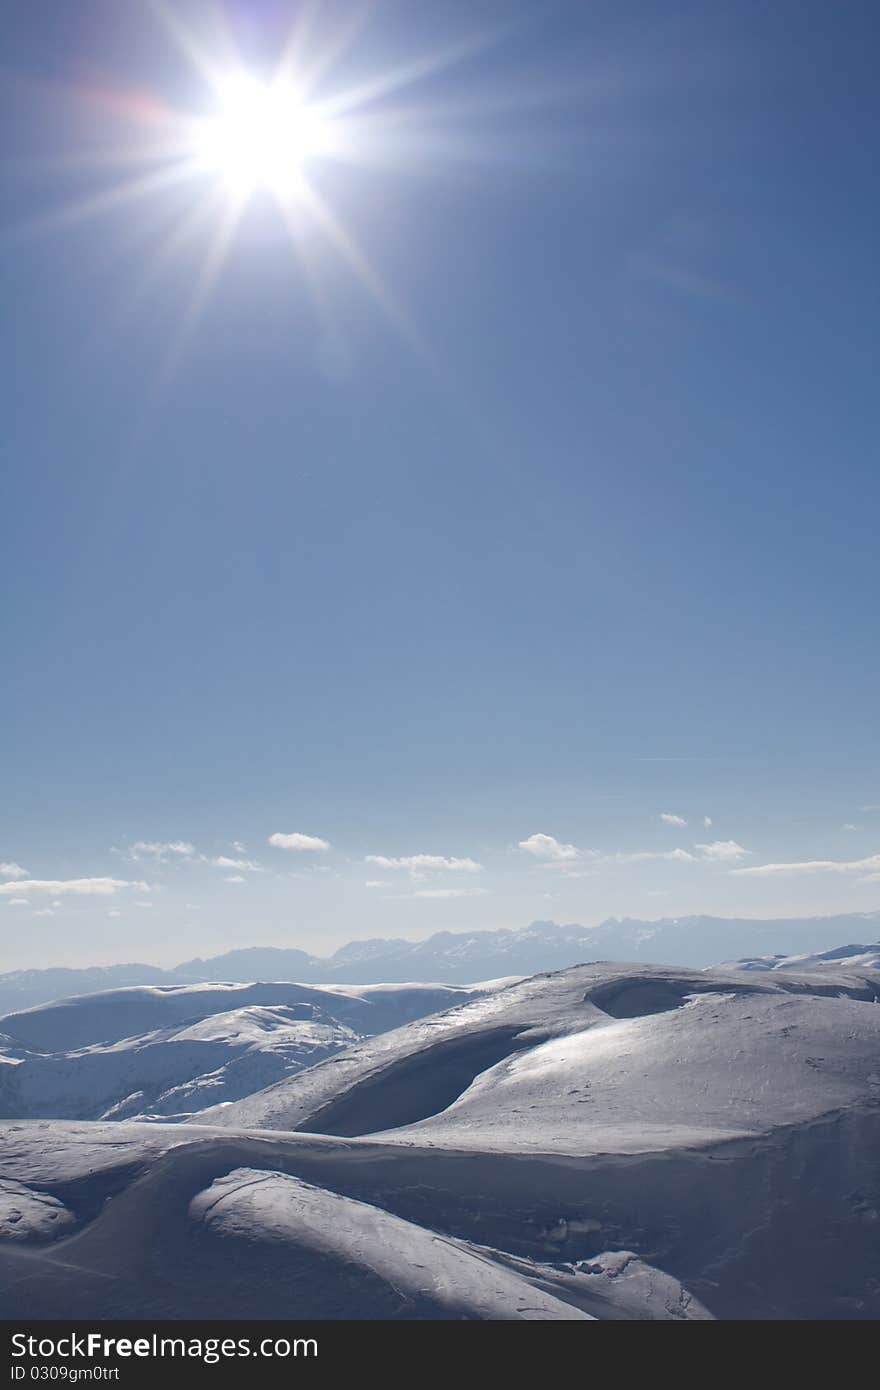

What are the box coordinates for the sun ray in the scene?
[291,178,433,368]
[318,17,530,120]
[154,192,246,390]
[9,159,202,245]
[150,0,239,96]
[80,187,228,376]
[277,0,378,99]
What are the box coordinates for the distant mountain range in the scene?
[1,910,878,1014]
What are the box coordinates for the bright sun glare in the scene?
[194,76,334,196]
[42,8,506,379]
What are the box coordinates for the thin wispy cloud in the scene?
[659,813,687,827]
[518,832,750,872]
[211,855,261,871]
[126,841,195,862]
[733,852,880,878]
[366,854,482,874]
[268,832,331,852]
[614,848,696,864]
[5,898,29,907]
[224,874,246,884]
[412,887,488,899]
[0,878,149,898]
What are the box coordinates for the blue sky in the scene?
[2,0,878,967]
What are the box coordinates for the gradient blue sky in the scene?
[2,0,878,967]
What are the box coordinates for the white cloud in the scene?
[695,840,750,862]
[608,842,748,867]
[614,848,696,864]
[5,898,29,907]
[211,855,261,872]
[33,908,54,918]
[231,841,247,854]
[107,909,122,919]
[224,875,246,884]
[0,878,149,898]
[842,823,859,831]
[0,862,28,880]
[732,852,880,878]
[127,841,194,862]
[133,900,153,909]
[518,834,578,862]
[702,816,713,828]
[365,880,390,888]
[659,813,687,827]
[366,854,482,874]
[268,832,331,853]
[412,887,488,899]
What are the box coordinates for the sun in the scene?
[35,10,508,382]
[194,75,334,198]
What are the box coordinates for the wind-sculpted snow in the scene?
[0,1126,710,1319]
[188,1168,593,1319]
[0,982,482,1123]
[0,1178,76,1242]
[201,961,880,1140]
[0,961,878,1319]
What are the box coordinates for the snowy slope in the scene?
[0,1123,709,1319]
[201,960,880,1140]
[1,959,878,1319]
[725,942,880,973]
[0,980,476,1052]
[0,982,481,1123]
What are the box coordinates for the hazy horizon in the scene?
[2,905,879,975]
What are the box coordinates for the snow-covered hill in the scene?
[201,959,880,1143]
[725,942,880,973]
[0,1122,710,1319]
[0,981,480,1122]
[1,957,878,1319]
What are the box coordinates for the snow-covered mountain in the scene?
[0,981,480,1123]
[725,942,880,973]
[1,910,878,1012]
[2,955,878,1319]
